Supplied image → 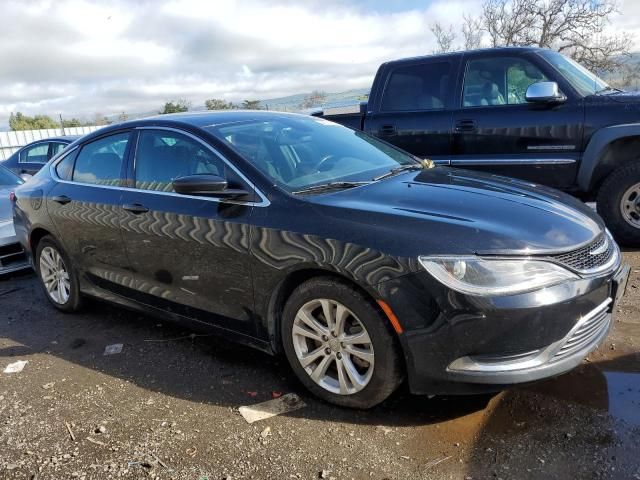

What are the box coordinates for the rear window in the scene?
[72,133,130,185]
[381,62,451,112]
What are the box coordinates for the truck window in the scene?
[381,62,451,112]
[463,57,548,107]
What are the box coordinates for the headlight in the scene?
[419,256,579,296]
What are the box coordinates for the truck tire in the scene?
[597,159,640,247]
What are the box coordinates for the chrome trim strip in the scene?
[447,298,612,373]
[451,158,576,166]
[49,128,270,207]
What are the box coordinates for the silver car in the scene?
[0,165,30,275]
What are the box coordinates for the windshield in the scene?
[205,116,417,192]
[540,51,609,97]
[0,165,22,187]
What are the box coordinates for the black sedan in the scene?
[11,112,630,408]
[2,136,78,176]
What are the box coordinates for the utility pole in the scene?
[59,114,66,135]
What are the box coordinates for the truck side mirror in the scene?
[525,82,567,104]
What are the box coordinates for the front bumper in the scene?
[375,263,630,395]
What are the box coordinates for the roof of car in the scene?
[89,110,309,134]
[383,46,547,66]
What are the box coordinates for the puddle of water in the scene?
[603,371,640,427]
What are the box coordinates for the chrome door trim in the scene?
[451,158,576,166]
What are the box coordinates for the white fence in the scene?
[0,125,103,160]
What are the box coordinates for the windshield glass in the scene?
[205,116,417,192]
[0,165,22,186]
[540,51,609,96]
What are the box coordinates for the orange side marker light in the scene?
[377,300,404,334]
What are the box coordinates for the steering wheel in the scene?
[316,154,337,172]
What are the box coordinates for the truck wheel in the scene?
[281,277,404,409]
[597,160,640,247]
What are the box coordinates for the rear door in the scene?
[118,127,258,334]
[47,131,133,290]
[450,52,583,188]
[364,57,460,165]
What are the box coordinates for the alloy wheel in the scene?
[39,246,71,305]
[620,182,640,229]
[291,298,375,395]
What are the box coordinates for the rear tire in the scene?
[35,235,82,312]
[281,277,403,409]
[597,160,640,247]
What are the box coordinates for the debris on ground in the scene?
[3,359,28,373]
[103,343,123,355]
[238,393,306,424]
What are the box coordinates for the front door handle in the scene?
[455,119,477,132]
[51,195,72,205]
[122,203,149,214]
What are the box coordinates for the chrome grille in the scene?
[552,299,611,361]
[546,234,616,274]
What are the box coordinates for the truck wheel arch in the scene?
[578,124,640,193]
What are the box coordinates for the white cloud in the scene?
[0,0,635,126]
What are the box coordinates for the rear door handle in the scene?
[378,124,397,136]
[455,119,477,132]
[122,203,149,214]
[51,195,72,205]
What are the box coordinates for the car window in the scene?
[50,142,68,158]
[72,133,130,185]
[19,143,49,164]
[381,62,451,112]
[463,57,548,107]
[205,116,416,192]
[55,151,76,181]
[134,130,225,192]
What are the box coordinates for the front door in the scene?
[119,128,256,334]
[364,58,459,164]
[451,54,584,189]
[47,132,133,288]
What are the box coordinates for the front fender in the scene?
[578,123,640,191]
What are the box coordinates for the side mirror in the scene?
[525,81,566,104]
[172,174,250,198]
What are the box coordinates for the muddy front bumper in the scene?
[376,263,631,395]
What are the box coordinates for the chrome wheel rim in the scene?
[39,246,70,305]
[292,299,374,395]
[621,182,640,228]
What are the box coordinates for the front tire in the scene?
[281,277,403,409]
[597,160,640,247]
[35,235,82,312]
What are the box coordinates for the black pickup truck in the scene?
[314,47,640,246]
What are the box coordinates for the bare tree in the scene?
[430,22,457,53]
[462,14,484,50]
[299,90,328,109]
[481,0,631,72]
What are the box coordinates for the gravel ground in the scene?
[0,250,639,480]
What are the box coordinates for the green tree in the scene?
[9,112,60,131]
[160,99,191,114]
[241,100,261,110]
[61,118,83,128]
[205,98,235,110]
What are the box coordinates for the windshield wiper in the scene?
[292,181,371,195]
[372,162,427,181]
[595,85,623,95]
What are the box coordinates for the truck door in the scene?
[451,53,583,189]
[364,57,459,165]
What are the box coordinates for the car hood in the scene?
[309,168,604,257]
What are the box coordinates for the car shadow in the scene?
[0,273,493,429]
